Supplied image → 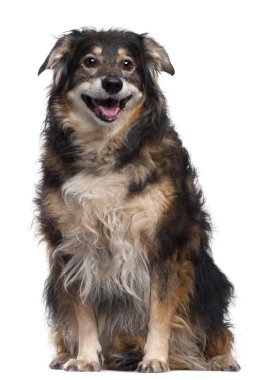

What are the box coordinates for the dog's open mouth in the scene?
[81,94,132,123]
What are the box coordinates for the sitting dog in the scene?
[36,28,239,372]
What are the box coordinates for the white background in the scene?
[0,0,264,379]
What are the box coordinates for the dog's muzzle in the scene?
[81,76,132,123]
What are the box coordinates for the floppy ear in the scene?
[141,34,175,76]
[38,35,73,87]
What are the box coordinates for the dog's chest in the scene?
[62,171,157,246]
[60,171,166,295]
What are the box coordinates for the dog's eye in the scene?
[83,57,98,68]
[121,59,134,71]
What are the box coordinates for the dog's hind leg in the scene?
[49,330,71,369]
[45,263,78,370]
[205,328,240,371]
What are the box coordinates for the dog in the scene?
[36,28,239,372]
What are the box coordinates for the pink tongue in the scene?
[96,105,120,120]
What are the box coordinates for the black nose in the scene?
[102,76,123,95]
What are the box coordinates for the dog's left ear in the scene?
[38,35,72,75]
[141,34,175,76]
[38,35,74,88]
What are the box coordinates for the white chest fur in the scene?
[58,171,159,307]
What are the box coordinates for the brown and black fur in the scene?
[36,28,239,372]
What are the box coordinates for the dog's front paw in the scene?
[63,358,102,372]
[137,359,169,373]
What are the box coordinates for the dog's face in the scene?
[39,29,174,128]
[67,40,145,124]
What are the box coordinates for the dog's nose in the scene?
[102,76,123,95]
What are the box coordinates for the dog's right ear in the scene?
[38,35,73,86]
[141,34,175,76]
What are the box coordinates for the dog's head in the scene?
[39,29,174,127]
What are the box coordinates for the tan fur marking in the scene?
[91,46,103,56]
[116,48,135,64]
[52,330,69,356]
[116,48,128,58]
[42,189,73,239]
[205,329,233,358]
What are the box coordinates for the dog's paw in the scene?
[63,358,102,372]
[207,355,240,371]
[137,359,169,373]
[49,354,70,369]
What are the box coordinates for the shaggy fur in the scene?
[36,28,239,372]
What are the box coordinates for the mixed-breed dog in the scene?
[36,28,239,372]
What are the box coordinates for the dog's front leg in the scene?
[137,258,179,373]
[63,301,103,372]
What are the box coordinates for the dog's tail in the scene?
[106,336,144,371]
[108,351,142,371]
